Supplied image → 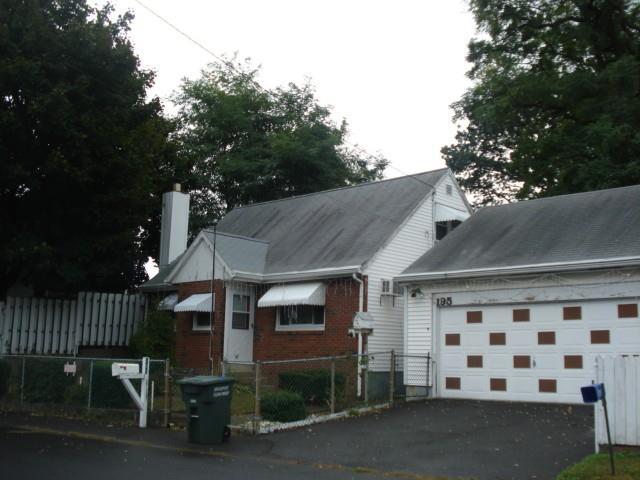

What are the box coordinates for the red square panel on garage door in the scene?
[445,377,461,390]
[467,355,483,368]
[538,331,556,345]
[489,332,506,345]
[513,355,531,368]
[591,330,610,344]
[564,355,583,369]
[445,333,461,346]
[490,378,507,391]
[513,309,530,322]
[539,379,557,393]
[618,304,638,318]
[467,311,483,323]
[563,306,582,320]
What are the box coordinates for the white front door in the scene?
[224,288,255,362]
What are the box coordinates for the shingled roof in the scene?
[399,184,640,280]
[213,169,449,276]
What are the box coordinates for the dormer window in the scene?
[436,220,461,241]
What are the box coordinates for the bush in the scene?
[23,358,74,403]
[129,304,175,361]
[278,369,345,405]
[89,361,135,409]
[261,390,306,423]
[0,360,10,399]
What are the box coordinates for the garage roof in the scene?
[400,184,640,280]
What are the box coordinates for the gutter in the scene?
[232,265,362,284]
[395,256,640,284]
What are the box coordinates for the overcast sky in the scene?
[98,0,476,177]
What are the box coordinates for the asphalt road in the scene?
[0,399,594,480]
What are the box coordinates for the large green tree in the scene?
[443,0,640,205]
[173,60,388,232]
[0,0,177,295]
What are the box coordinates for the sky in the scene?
[97,0,477,177]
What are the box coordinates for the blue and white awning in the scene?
[174,293,214,312]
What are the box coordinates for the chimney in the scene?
[159,183,190,270]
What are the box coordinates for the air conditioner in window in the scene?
[380,279,401,306]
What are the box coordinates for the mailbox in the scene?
[111,362,140,377]
[580,383,604,403]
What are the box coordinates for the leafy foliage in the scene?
[23,358,74,403]
[443,0,640,205]
[173,59,388,232]
[260,390,307,423]
[278,369,345,405]
[0,0,178,295]
[89,361,134,409]
[128,303,175,361]
[0,360,10,399]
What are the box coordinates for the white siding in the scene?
[171,238,228,284]
[364,171,470,361]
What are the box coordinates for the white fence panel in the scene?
[0,292,146,355]
[595,355,640,447]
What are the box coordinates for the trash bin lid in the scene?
[176,375,235,386]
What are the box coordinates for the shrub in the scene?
[278,370,345,405]
[129,304,175,361]
[0,360,10,399]
[261,390,306,423]
[89,361,135,409]
[64,383,88,406]
[23,358,74,403]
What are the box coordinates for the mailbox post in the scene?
[581,383,615,476]
[112,357,150,428]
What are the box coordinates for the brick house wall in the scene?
[174,276,367,367]
[175,280,225,368]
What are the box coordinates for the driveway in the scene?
[0,399,593,480]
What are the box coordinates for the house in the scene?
[396,185,640,404]
[141,169,471,381]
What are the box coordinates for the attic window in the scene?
[446,184,453,195]
[436,220,461,241]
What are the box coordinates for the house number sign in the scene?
[436,297,453,307]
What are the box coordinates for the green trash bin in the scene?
[177,376,235,444]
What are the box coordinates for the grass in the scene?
[556,452,640,480]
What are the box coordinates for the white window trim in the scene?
[275,306,326,332]
[232,293,251,330]
[192,312,213,332]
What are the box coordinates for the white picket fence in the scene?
[595,355,640,448]
[0,292,147,356]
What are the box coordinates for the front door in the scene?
[223,287,255,362]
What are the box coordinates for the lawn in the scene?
[557,452,640,480]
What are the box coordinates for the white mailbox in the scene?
[111,362,140,377]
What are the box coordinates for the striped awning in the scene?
[174,293,214,312]
[258,282,325,308]
[435,204,469,223]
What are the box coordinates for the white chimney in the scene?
[159,183,190,270]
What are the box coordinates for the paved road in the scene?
[0,400,594,480]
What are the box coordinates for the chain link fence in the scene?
[0,354,168,425]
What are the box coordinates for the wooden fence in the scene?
[0,292,147,356]
[595,355,640,448]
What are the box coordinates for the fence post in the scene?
[330,357,336,414]
[220,361,226,377]
[163,358,170,427]
[254,361,261,435]
[20,357,26,403]
[87,359,94,411]
[389,350,396,407]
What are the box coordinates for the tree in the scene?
[443,0,640,205]
[0,0,177,295]
[173,59,388,231]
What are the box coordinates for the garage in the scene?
[397,184,640,403]
[437,299,640,403]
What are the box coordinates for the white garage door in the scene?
[438,299,640,403]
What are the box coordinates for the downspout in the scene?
[352,272,364,397]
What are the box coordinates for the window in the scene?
[277,305,325,331]
[446,184,453,195]
[232,294,250,330]
[435,220,461,240]
[192,312,212,331]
